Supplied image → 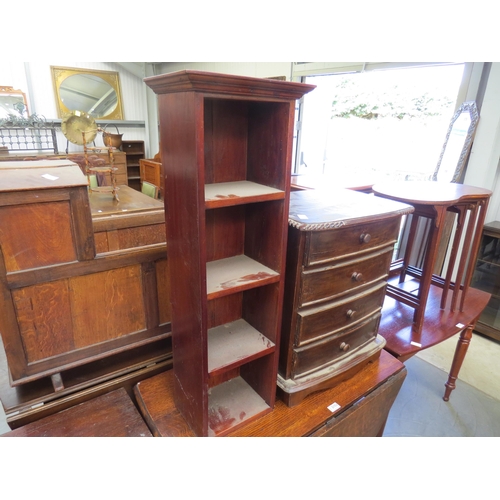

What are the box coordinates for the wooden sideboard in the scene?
[0,160,171,427]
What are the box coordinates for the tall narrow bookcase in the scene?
[145,70,314,436]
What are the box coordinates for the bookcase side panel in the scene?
[158,91,209,436]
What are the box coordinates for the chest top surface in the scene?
[288,188,414,231]
[0,160,87,192]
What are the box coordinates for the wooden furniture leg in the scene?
[443,322,475,401]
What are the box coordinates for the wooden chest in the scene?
[0,160,170,392]
[278,188,413,406]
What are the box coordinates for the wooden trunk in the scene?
[0,159,170,390]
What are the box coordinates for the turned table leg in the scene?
[443,323,474,401]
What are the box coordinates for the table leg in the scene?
[443,323,474,401]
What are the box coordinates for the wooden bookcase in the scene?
[145,70,315,436]
[122,140,145,191]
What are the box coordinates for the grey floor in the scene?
[383,355,500,437]
[1,332,499,437]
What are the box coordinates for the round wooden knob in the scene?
[351,272,364,282]
[340,342,350,352]
[346,309,356,319]
[360,233,371,244]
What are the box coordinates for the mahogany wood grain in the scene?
[147,71,315,436]
[279,188,413,406]
[373,181,492,334]
[133,349,405,437]
[2,388,152,437]
[379,280,490,399]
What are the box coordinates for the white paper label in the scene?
[456,323,465,328]
[42,173,58,181]
[327,402,341,413]
[410,341,422,347]
[297,214,308,220]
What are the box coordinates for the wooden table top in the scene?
[291,173,374,193]
[133,349,405,437]
[2,388,152,437]
[90,185,164,218]
[380,281,491,361]
[288,188,413,230]
[372,181,492,205]
[0,161,88,191]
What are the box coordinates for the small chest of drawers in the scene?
[278,188,413,406]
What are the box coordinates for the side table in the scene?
[373,181,492,334]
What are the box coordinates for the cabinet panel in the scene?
[472,221,500,341]
[292,314,381,378]
[0,201,77,272]
[307,217,400,265]
[296,282,387,346]
[300,247,393,306]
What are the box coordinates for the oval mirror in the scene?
[51,66,124,121]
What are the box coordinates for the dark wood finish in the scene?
[133,349,406,437]
[145,70,315,436]
[279,189,413,406]
[0,334,172,430]
[471,221,500,342]
[0,161,170,387]
[380,280,490,400]
[2,388,152,437]
[373,181,492,334]
[122,140,145,191]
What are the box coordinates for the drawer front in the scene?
[292,313,381,378]
[306,217,400,266]
[300,248,393,307]
[296,281,387,346]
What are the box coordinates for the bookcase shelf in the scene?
[145,70,315,436]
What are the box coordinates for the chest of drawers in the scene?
[278,188,413,406]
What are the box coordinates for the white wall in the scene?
[464,62,500,223]
[4,60,500,220]
[155,62,293,80]
[1,62,149,155]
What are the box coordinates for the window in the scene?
[294,63,466,186]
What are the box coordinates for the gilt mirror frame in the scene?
[51,66,124,121]
[432,100,479,183]
[0,86,29,118]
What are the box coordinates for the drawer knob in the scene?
[351,272,364,282]
[340,342,350,352]
[360,233,372,244]
[346,309,356,319]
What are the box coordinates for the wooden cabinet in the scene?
[472,221,500,341]
[122,140,145,191]
[140,158,162,197]
[0,160,170,391]
[145,70,315,436]
[279,188,413,406]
